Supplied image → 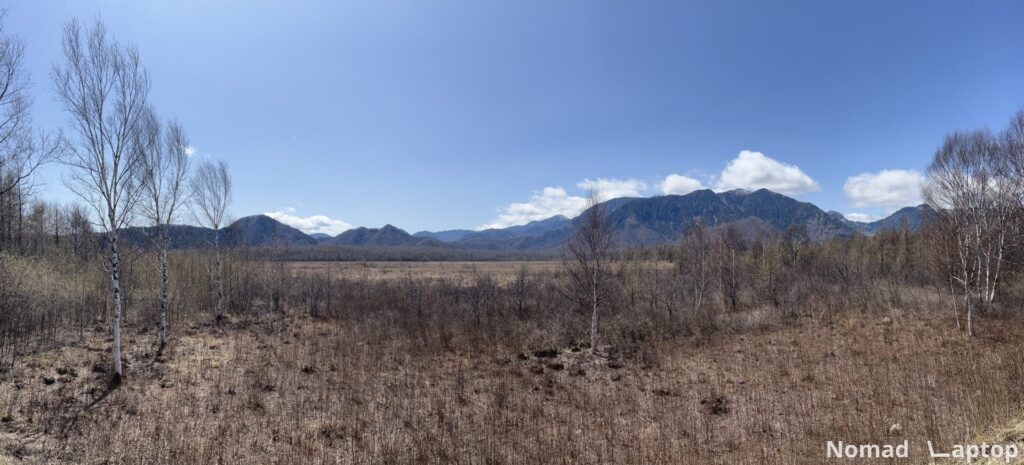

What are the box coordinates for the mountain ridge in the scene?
[121,191,934,252]
[325,224,442,247]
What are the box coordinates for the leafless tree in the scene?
[52,18,150,379]
[924,136,980,336]
[1002,108,1024,242]
[0,10,60,251]
[562,191,613,352]
[510,262,531,317]
[677,221,712,317]
[136,107,191,356]
[190,158,231,326]
[65,202,95,262]
[923,129,1021,336]
[924,219,963,330]
[979,147,1021,305]
[49,201,64,246]
[714,225,744,311]
[1002,109,1024,177]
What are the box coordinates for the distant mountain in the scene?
[413,229,474,242]
[841,205,937,235]
[447,189,895,250]
[870,205,935,233]
[326,224,441,247]
[578,188,849,244]
[592,189,850,245]
[121,215,317,249]
[454,215,571,249]
[504,215,572,236]
[707,217,783,242]
[118,194,939,253]
[827,211,850,223]
[223,215,318,247]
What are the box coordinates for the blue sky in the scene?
[11,0,1024,233]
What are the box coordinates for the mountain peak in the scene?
[749,188,782,196]
[225,215,318,247]
[826,210,848,221]
[326,224,440,247]
[413,228,474,242]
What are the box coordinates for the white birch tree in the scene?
[562,192,613,353]
[924,128,1022,336]
[677,221,712,317]
[135,107,190,357]
[190,159,231,327]
[52,18,150,380]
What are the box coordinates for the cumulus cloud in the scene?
[715,150,820,195]
[481,187,587,230]
[576,178,647,200]
[843,169,925,208]
[660,174,705,195]
[265,211,354,236]
[844,212,880,223]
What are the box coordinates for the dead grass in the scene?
[929,415,1024,464]
[284,260,563,284]
[1,307,1022,464]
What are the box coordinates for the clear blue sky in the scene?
[11,0,1024,233]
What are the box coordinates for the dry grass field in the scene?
[2,235,1022,464]
[2,303,1023,464]
[284,260,564,284]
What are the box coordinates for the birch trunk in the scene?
[110,233,124,380]
[949,276,961,331]
[966,294,973,337]
[157,246,169,355]
[988,232,1004,303]
[215,233,224,327]
[590,268,598,352]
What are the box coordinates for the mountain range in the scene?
[121,188,934,251]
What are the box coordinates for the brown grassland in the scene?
[283,260,564,284]
[1,255,1023,464]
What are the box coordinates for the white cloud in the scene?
[660,174,705,195]
[184,145,197,157]
[481,187,587,230]
[715,150,820,195]
[576,178,647,200]
[844,212,880,223]
[843,169,924,208]
[265,211,353,236]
